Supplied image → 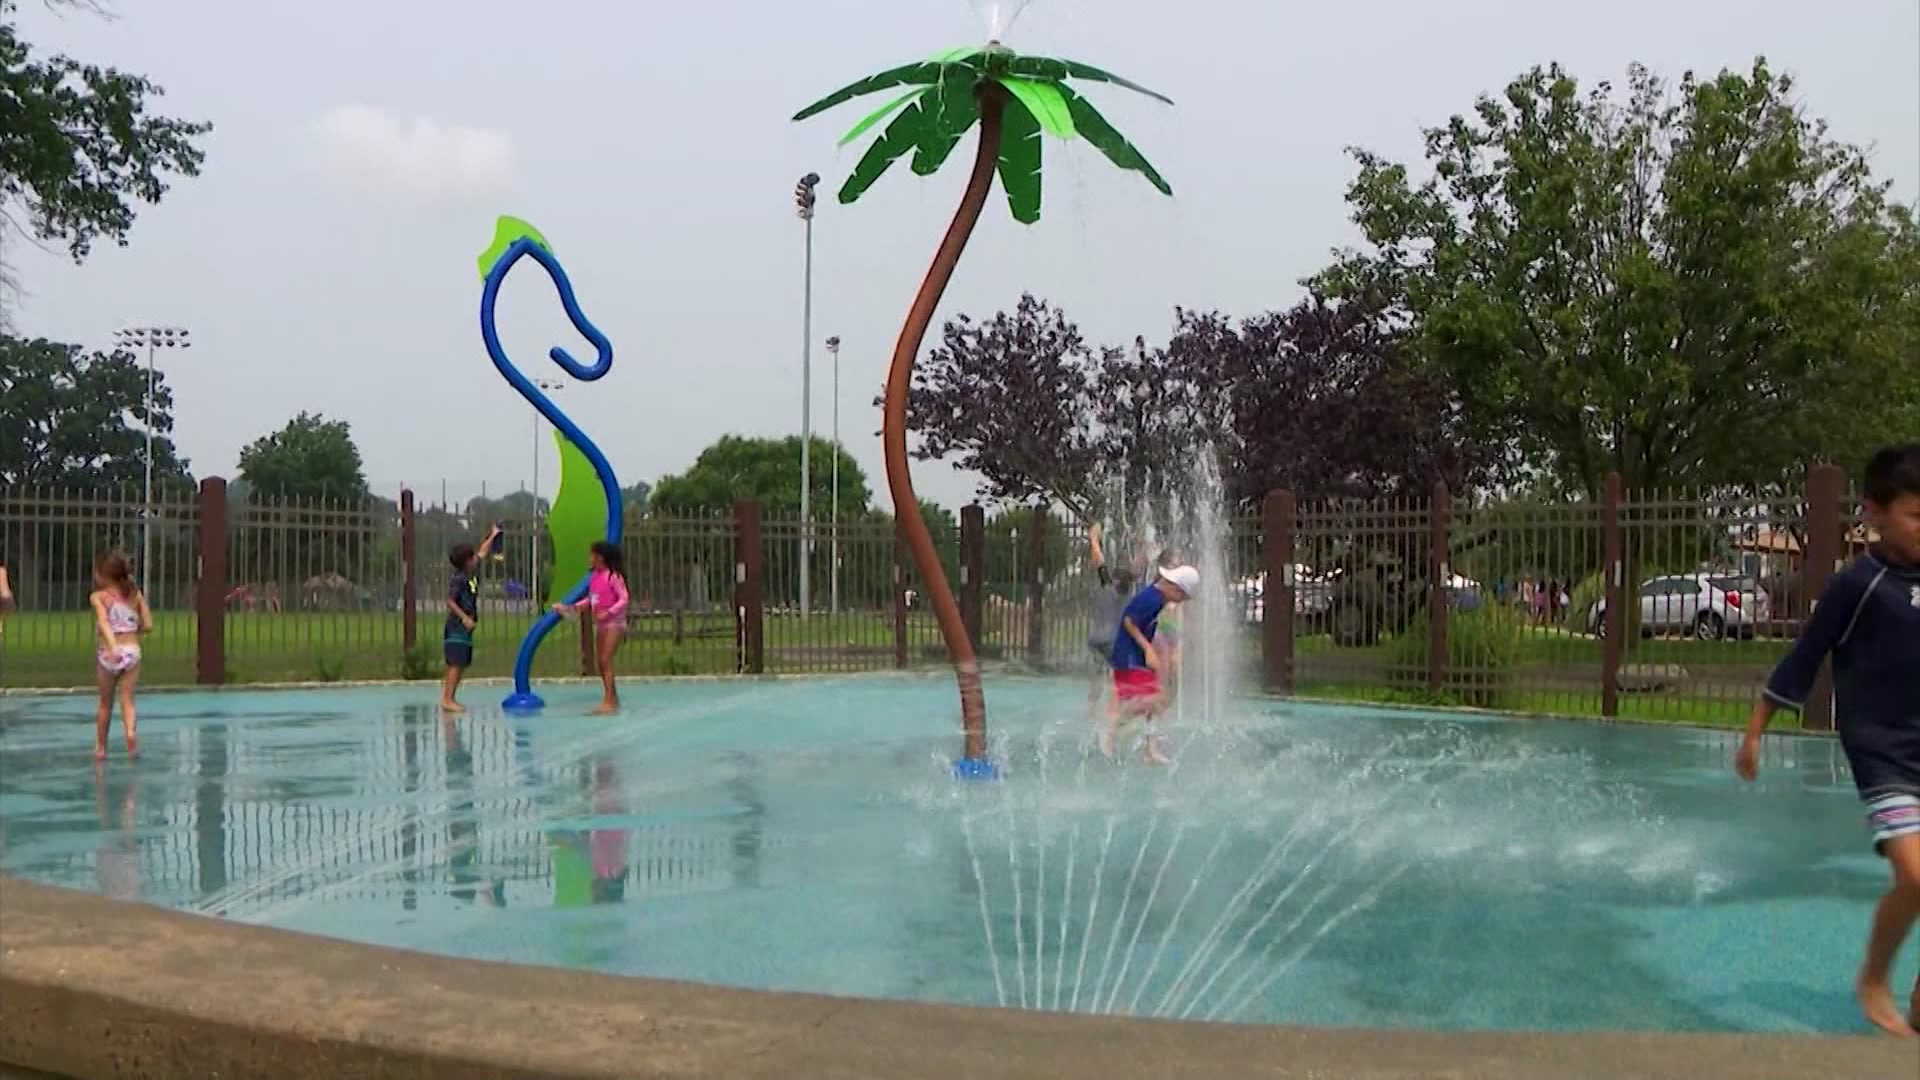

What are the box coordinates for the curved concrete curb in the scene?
[0,878,1907,1080]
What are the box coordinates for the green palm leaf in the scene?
[996,97,1044,224]
[1006,55,1174,106]
[1059,85,1172,196]
[912,79,980,175]
[996,77,1075,139]
[840,95,933,204]
[794,62,947,122]
[841,87,928,146]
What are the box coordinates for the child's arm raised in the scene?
[1737,569,1869,779]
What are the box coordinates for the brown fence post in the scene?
[196,477,228,686]
[1262,490,1296,693]
[960,504,985,652]
[1601,472,1625,717]
[400,489,417,652]
[893,538,910,669]
[1026,511,1046,667]
[734,499,765,675]
[1803,463,1846,732]
[1427,480,1450,694]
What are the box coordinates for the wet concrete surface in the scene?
[1,876,1913,1080]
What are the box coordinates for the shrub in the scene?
[400,643,438,681]
[1387,607,1527,708]
[312,652,347,683]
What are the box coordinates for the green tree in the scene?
[1318,57,1920,497]
[651,435,871,520]
[0,334,194,604]
[233,413,373,588]
[237,412,370,503]
[622,481,651,516]
[984,506,1073,599]
[0,0,210,276]
[0,334,190,488]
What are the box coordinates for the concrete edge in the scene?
[0,878,1904,1080]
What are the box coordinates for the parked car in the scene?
[1237,570,1336,627]
[1588,573,1771,641]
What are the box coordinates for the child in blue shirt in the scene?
[440,524,503,714]
[1106,564,1198,765]
[1738,445,1920,1036]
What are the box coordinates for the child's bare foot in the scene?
[440,700,467,714]
[125,735,139,760]
[1140,741,1173,767]
[1097,727,1117,760]
[1857,976,1916,1036]
[93,743,108,763]
[591,703,619,716]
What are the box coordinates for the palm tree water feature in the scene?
[475,216,624,711]
[794,42,1173,777]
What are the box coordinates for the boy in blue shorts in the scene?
[1106,563,1198,765]
[1738,445,1920,1035]
[440,525,502,713]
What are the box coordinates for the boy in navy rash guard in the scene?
[1738,445,1920,1036]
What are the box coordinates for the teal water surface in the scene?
[0,678,1895,1033]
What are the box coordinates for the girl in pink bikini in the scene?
[553,541,631,714]
[89,551,151,761]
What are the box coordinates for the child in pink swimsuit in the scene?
[88,550,152,761]
[553,541,630,714]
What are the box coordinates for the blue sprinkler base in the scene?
[502,691,546,713]
[951,756,1001,782]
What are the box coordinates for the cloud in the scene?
[309,106,515,197]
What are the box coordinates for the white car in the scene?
[1237,569,1336,625]
[1590,573,1771,641]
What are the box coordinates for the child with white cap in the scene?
[1106,562,1199,764]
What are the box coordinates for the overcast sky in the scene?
[11,0,1917,512]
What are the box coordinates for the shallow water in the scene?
[0,678,1894,1033]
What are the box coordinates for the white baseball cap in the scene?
[1160,565,1200,597]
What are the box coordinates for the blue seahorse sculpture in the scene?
[476,216,622,712]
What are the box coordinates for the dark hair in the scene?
[94,550,140,600]
[590,540,626,579]
[1863,445,1920,507]
[1156,548,1182,569]
[449,543,476,570]
[1114,567,1137,593]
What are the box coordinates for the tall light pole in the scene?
[114,326,191,587]
[795,172,820,618]
[826,335,841,614]
[530,378,564,609]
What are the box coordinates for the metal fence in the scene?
[0,465,1869,730]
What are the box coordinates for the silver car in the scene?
[1590,573,1771,641]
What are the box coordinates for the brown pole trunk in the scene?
[885,83,1004,762]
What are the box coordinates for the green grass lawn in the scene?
[1,608,1797,733]
[0,607,972,687]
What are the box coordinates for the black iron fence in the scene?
[0,465,1867,730]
